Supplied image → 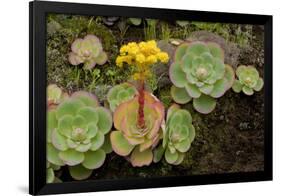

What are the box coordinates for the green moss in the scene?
[158,87,172,109]
[172,21,253,47]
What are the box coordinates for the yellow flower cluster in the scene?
[116,40,169,80]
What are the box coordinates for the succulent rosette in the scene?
[47,161,61,183]
[47,84,68,108]
[169,41,234,114]
[128,18,142,26]
[153,104,195,165]
[110,92,165,167]
[47,91,112,180]
[107,83,138,112]
[68,34,108,69]
[232,65,264,95]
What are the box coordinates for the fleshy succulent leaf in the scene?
[77,107,99,125]
[164,148,178,164]
[128,18,142,25]
[69,165,93,180]
[90,132,105,151]
[253,78,264,91]
[236,65,247,76]
[174,138,191,153]
[130,147,153,167]
[185,83,201,98]
[166,104,180,121]
[193,94,216,114]
[82,149,106,169]
[187,42,209,55]
[96,107,112,134]
[86,123,98,138]
[94,51,108,65]
[170,85,192,104]
[206,42,224,60]
[107,83,138,111]
[57,115,73,137]
[56,99,85,119]
[75,143,92,153]
[71,91,99,107]
[71,38,83,53]
[199,84,214,95]
[242,86,254,95]
[209,78,228,98]
[153,144,165,163]
[51,129,68,151]
[47,143,65,166]
[68,52,83,65]
[169,62,187,88]
[47,168,55,183]
[101,134,113,154]
[72,115,85,129]
[174,42,189,61]
[224,64,235,90]
[110,131,134,156]
[59,149,84,166]
[232,80,243,93]
[172,152,185,165]
[47,109,58,142]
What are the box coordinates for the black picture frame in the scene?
[29,1,273,195]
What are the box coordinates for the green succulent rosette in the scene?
[47,108,65,183]
[153,104,195,165]
[232,65,264,95]
[169,41,234,114]
[107,82,138,112]
[68,34,108,69]
[47,91,112,180]
[128,18,142,26]
[46,161,62,183]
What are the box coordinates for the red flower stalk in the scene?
[137,80,145,129]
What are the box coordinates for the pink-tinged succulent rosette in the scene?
[47,84,69,109]
[110,91,165,167]
[68,34,108,69]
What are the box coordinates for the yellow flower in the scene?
[147,40,157,47]
[146,55,157,64]
[123,56,132,65]
[157,52,169,63]
[132,73,141,80]
[120,45,129,54]
[116,40,170,80]
[116,56,124,67]
[132,70,151,81]
[136,54,146,64]
[127,42,137,48]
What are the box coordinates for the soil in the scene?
[47,14,265,182]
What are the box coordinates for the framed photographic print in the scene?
[29,1,273,195]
